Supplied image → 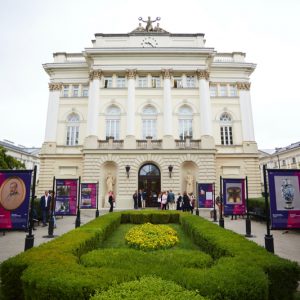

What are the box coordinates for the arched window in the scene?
[106,105,120,139]
[178,105,193,140]
[220,112,233,145]
[142,105,157,139]
[66,113,80,146]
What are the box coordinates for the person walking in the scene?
[40,190,51,226]
[133,191,138,209]
[108,191,114,212]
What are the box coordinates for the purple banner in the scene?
[268,170,300,229]
[198,183,214,208]
[0,170,32,230]
[80,183,97,209]
[55,179,78,215]
[223,178,245,216]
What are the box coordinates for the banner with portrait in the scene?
[55,179,78,215]
[80,183,97,209]
[268,169,300,229]
[198,183,214,208]
[0,170,33,230]
[223,178,246,216]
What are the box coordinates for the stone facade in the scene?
[39,20,261,207]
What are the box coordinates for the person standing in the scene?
[40,190,51,226]
[168,190,175,210]
[176,192,182,210]
[108,191,114,212]
[161,191,167,210]
[138,190,142,208]
[142,189,147,209]
[190,193,195,214]
[133,191,138,209]
[182,192,190,212]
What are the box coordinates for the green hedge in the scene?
[1,211,299,300]
[91,276,208,300]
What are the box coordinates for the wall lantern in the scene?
[125,165,130,178]
[168,165,173,178]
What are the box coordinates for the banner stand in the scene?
[245,176,254,237]
[24,165,37,251]
[263,165,274,253]
[195,182,199,216]
[213,183,217,222]
[95,181,99,218]
[75,176,81,228]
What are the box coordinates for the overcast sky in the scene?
[0,0,299,150]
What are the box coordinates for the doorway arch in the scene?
[138,163,161,207]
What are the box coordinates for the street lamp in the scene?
[168,165,173,178]
[125,165,130,178]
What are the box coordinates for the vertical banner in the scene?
[80,183,97,209]
[223,178,246,216]
[198,183,214,208]
[268,169,300,229]
[55,179,78,215]
[0,170,33,230]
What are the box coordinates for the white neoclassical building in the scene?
[39,19,261,208]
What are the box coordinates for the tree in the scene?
[0,146,26,169]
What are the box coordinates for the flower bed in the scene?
[125,222,178,250]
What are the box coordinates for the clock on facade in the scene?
[141,37,158,48]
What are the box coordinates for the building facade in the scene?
[39,19,261,208]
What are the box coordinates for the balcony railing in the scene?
[98,138,124,149]
[137,137,162,149]
[175,137,201,149]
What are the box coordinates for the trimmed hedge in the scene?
[1,210,299,300]
[91,275,208,300]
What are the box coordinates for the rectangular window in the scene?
[106,119,120,139]
[179,119,192,139]
[174,77,183,88]
[220,126,233,145]
[210,85,217,97]
[219,85,227,97]
[186,76,195,88]
[116,77,126,88]
[229,85,237,96]
[282,160,286,166]
[72,85,79,97]
[66,126,79,146]
[138,77,148,88]
[142,119,157,139]
[292,157,296,164]
[104,77,113,88]
[151,77,161,88]
[63,85,69,97]
[82,85,89,97]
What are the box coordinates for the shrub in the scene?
[91,276,208,300]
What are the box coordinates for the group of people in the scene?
[132,189,147,209]
[163,191,196,213]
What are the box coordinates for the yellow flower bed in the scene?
[125,223,179,251]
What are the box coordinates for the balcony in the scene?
[137,137,162,149]
[175,137,201,149]
[98,137,124,149]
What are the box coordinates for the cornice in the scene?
[48,82,63,91]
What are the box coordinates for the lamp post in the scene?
[125,165,130,178]
[245,176,253,237]
[25,165,37,251]
[195,182,199,216]
[168,165,173,178]
[95,181,99,218]
[75,177,81,228]
[219,176,224,228]
[263,165,274,253]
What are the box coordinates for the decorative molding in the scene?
[125,69,137,79]
[237,82,251,90]
[89,70,102,81]
[48,82,62,91]
[161,69,173,79]
[196,69,209,80]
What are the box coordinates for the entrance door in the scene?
[138,164,161,207]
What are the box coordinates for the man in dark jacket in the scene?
[40,190,51,226]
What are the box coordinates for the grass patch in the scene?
[101,223,201,251]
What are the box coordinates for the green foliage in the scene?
[91,276,208,300]
[248,197,267,219]
[0,146,26,169]
[1,211,299,300]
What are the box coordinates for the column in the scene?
[237,82,255,142]
[197,70,213,136]
[44,83,62,142]
[86,70,102,137]
[126,69,136,136]
[162,69,173,136]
